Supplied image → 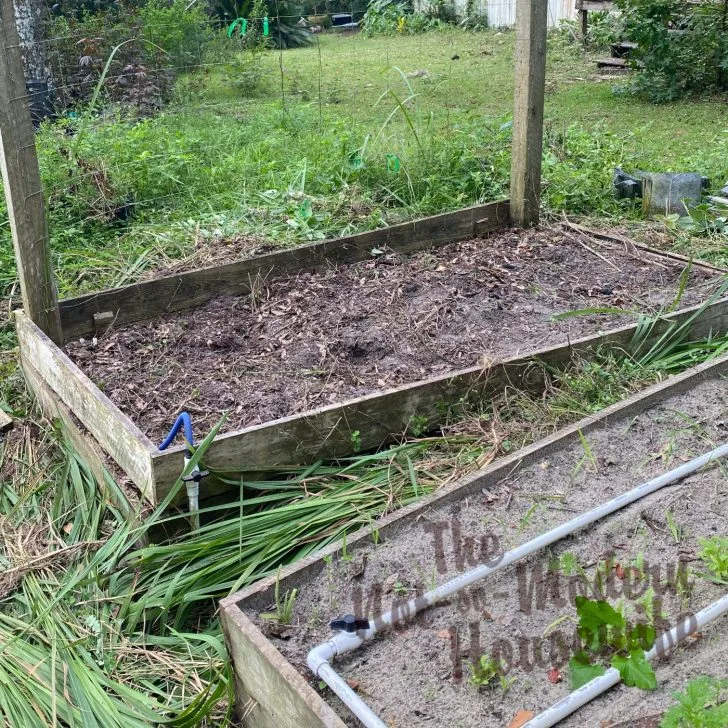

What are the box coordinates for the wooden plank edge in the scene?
[15,310,158,503]
[58,200,510,340]
[21,358,138,519]
[222,348,728,609]
[575,0,616,10]
[220,605,346,728]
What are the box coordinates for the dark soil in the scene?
[65,226,720,443]
[245,377,728,728]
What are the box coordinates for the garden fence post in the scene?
[510,0,548,228]
[579,9,588,45]
[0,0,62,344]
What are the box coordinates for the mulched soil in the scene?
[65,225,721,443]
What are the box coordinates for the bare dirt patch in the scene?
[244,377,728,728]
[65,225,721,443]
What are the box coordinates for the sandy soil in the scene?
[244,377,728,727]
[64,225,720,444]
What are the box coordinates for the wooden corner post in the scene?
[0,0,62,343]
[510,0,548,228]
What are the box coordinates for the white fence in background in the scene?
[414,0,577,29]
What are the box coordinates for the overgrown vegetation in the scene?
[47,0,215,110]
[362,0,451,36]
[0,429,233,726]
[616,0,728,102]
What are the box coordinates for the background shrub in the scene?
[616,0,728,102]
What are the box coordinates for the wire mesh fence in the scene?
[0,1,582,307]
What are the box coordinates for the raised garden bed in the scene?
[220,353,728,728]
[16,201,728,506]
[65,225,719,442]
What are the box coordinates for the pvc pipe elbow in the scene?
[307,631,364,675]
[307,642,336,676]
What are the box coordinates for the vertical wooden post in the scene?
[0,0,62,343]
[579,9,589,45]
[510,0,548,228]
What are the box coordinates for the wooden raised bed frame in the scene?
[219,351,728,728]
[15,200,728,506]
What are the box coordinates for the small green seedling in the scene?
[579,430,598,471]
[665,510,683,543]
[392,581,408,597]
[660,675,728,728]
[631,552,646,580]
[635,587,665,625]
[261,569,298,625]
[367,514,380,546]
[558,551,581,577]
[697,536,728,584]
[467,654,512,692]
[568,596,657,691]
[572,429,598,478]
[516,502,540,535]
[350,430,362,453]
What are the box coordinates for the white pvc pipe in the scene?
[183,455,200,531]
[362,441,728,638]
[523,593,728,728]
[318,662,388,728]
[307,441,728,728]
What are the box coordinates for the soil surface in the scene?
[65,226,720,442]
[243,376,728,728]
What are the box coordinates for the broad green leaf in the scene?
[575,596,624,651]
[611,649,657,690]
[569,651,606,689]
[627,622,656,651]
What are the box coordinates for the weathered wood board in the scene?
[20,358,139,521]
[58,201,510,340]
[16,311,157,501]
[219,350,728,728]
[575,0,615,10]
[510,0,548,226]
[221,605,346,728]
[0,0,62,344]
